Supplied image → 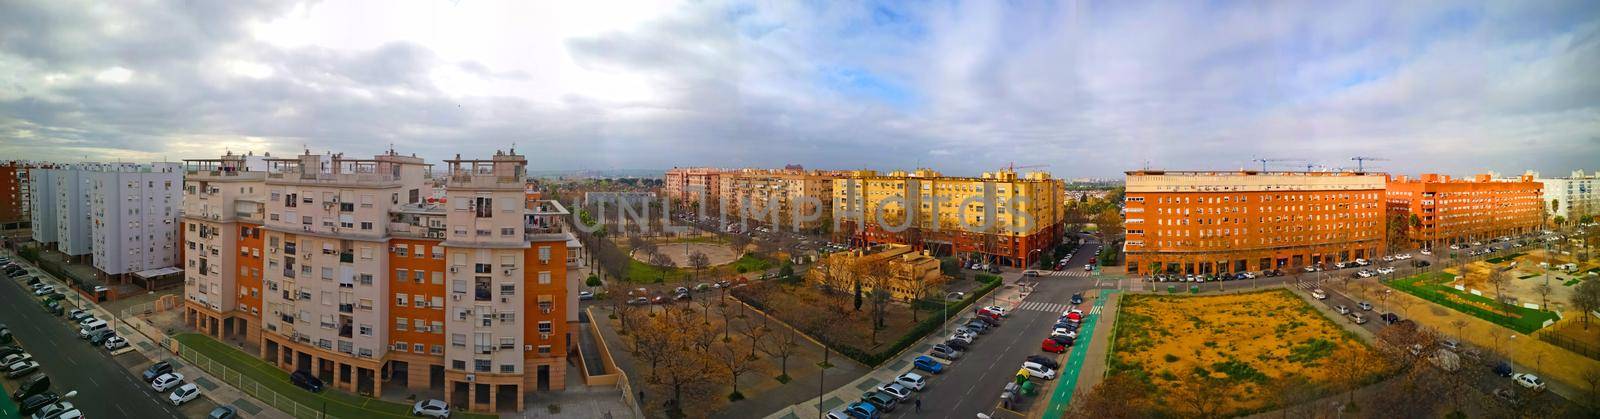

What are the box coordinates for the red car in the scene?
[1041,338,1067,353]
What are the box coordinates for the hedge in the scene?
[829,277,1004,367]
[1385,272,1558,334]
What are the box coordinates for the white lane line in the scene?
[117,405,130,417]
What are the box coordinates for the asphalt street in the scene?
[885,234,1104,419]
[1,263,211,418]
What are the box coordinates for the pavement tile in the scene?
[820,396,844,411]
[195,375,219,390]
[233,397,263,414]
[886,359,908,371]
[853,377,880,392]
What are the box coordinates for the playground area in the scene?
[629,242,741,267]
[1443,248,1598,312]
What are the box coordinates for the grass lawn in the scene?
[1484,252,1526,264]
[174,333,494,419]
[625,258,688,283]
[1385,272,1561,334]
[731,253,774,273]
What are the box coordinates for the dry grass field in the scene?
[1109,289,1384,416]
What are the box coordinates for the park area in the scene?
[1106,290,1387,417]
[1385,248,1591,334]
[612,236,776,283]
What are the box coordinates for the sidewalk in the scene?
[4,249,291,419]
[761,279,1020,419]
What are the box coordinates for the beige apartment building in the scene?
[182,149,577,413]
[833,169,1064,268]
[808,244,942,302]
[720,168,840,232]
[663,167,724,209]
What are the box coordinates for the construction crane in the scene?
[1003,162,1051,172]
[1251,158,1305,172]
[1351,156,1389,172]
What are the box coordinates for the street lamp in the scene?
[1027,248,1042,271]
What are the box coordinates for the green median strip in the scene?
[174,333,494,419]
[1044,289,1114,415]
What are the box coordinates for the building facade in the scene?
[834,169,1064,268]
[1122,170,1386,275]
[1,161,49,230]
[89,162,184,278]
[1387,173,1544,249]
[720,168,839,231]
[808,244,942,302]
[52,167,93,257]
[663,167,723,209]
[181,150,577,413]
[1533,170,1598,222]
[27,168,58,245]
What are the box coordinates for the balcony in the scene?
[338,323,353,339]
[339,303,354,314]
[339,252,354,263]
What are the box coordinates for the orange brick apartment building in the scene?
[1386,173,1543,250]
[1123,170,1387,275]
[182,150,578,413]
[663,167,724,209]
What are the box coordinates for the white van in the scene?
[78,319,109,339]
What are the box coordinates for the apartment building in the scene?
[2,161,50,230]
[88,162,184,280]
[809,244,941,302]
[720,168,839,231]
[663,167,724,208]
[33,166,95,257]
[834,169,1065,268]
[1122,170,1386,275]
[181,152,270,345]
[1532,170,1599,222]
[1387,173,1544,249]
[182,149,576,413]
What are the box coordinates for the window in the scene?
[474,263,490,274]
[432,321,443,334]
[500,283,515,296]
[396,317,409,331]
[452,360,466,370]
[414,319,427,332]
[501,227,516,236]
[431,345,443,355]
[396,269,408,283]
[474,197,493,218]
[431,271,444,284]
[538,246,551,262]
[499,337,515,349]
[474,360,491,372]
[538,321,552,334]
[451,334,466,347]
[394,246,408,257]
[395,293,408,307]
[360,222,372,230]
[358,325,372,336]
[394,341,408,352]
[413,270,425,283]
[499,312,515,323]
[500,364,515,373]
[414,343,425,353]
[359,274,373,285]
[538,271,551,285]
[537,345,551,355]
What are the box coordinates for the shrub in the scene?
[1163,354,1179,363]
[585,275,602,287]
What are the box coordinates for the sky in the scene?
[1,0,1597,178]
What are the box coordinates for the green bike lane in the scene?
[1043,288,1116,417]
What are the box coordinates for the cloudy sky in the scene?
[1,0,1597,178]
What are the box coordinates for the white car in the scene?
[895,372,926,391]
[877,382,914,401]
[151,372,185,392]
[104,336,130,350]
[32,402,75,419]
[33,285,53,296]
[1513,373,1546,391]
[1050,328,1077,340]
[169,383,201,405]
[412,399,451,418]
[983,305,1009,317]
[1419,249,1432,255]
[1,353,32,366]
[1312,289,1328,300]
[1021,362,1057,380]
[1377,267,1396,275]
[1357,270,1374,278]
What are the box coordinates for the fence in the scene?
[174,341,328,419]
[1538,331,1600,361]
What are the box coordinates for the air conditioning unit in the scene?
[500,297,509,303]
[540,333,551,340]
[270,248,277,254]
[451,294,461,301]
[503,268,513,276]
[465,374,475,382]
[303,226,311,232]
[541,307,552,314]
[524,344,532,351]
[449,266,458,273]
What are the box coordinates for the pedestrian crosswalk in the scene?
[1015,301,1069,313]
[1044,270,1094,278]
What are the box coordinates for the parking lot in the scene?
[2,255,219,418]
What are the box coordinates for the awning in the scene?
[134,267,184,279]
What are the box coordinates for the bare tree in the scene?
[736,315,770,360]
[1581,367,1600,407]
[1485,269,1510,316]
[1533,282,1554,310]
[760,327,800,382]
[1168,372,1234,418]
[688,251,710,280]
[1573,279,1600,330]
[728,233,750,254]
[1327,348,1382,407]
[1270,374,1319,419]
[650,252,676,282]
[1070,372,1153,419]
[905,271,947,323]
[714,339,761,401]
[1449,319,1468,342]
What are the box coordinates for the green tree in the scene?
[1554,215,1567,227]
[853,280,863,312]
[585,274,602,287]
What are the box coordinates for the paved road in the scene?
[882,234,1104,418]
[1,264,214,418]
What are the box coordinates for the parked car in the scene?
[626,297,648,305]
[982,305,1009,317]
[66,310,90,323]
[1021,362,1057,380]
[289,369,325,392]
[860,390,899,412]
[577,291,593,301]
[11,374,49,401]
[169,383,201,405]
[1335,305,1350,314]
[151,372,185,392]
[929,344,961,360]
[1358,301,1373,311]
[6,360,39,378]
[943,338,969,350]
[1311,289,1327,300]
[1070,293,1083,305]
[877,382,913,401]
[1027,355,1060,370]
[1512,373,1545,391]
[31,401,75,419]
[1380,313,1401,324]
[2,352,32,367]
[1349,312,1367,324]
[845,401,880,419]
[1050,328,1077,340]
[913,356,943,374]
[104,336,130,351]
[19,392,73,416]
[894,372,926,391]
[87,330,116,346]
[1041,338,1067,353]
[412,399,451,418]
[207,406,239,419]
[142,361,173,383]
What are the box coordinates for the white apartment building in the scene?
[28,168,58,244]
[1534,170,1599,221]
[89,162,184,277]
[52,167,93,256]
